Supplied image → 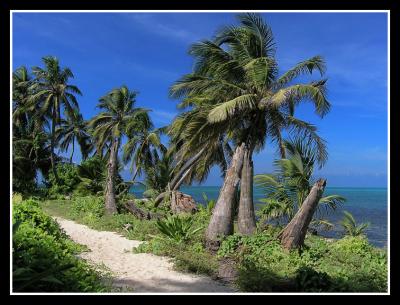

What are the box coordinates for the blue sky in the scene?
[12,12,388,187]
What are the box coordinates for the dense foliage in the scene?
[12,199,109,292]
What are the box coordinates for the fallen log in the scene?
[124,200,163,220]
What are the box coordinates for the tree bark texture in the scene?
[104,138,119,214]
[279,179,327,250]
[237,145,256,235]
[170,191,198,214]
[206,143,245,248]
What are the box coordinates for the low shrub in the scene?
[12,199,108,292]
[156,215,203,243]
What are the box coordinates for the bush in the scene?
[46,163,80,197]
[70,196,105,219]
[295,266,332,292]
[227,230,387,292]
[12,199,107,292]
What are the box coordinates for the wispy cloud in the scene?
[151,110,177,124]
[123,14,195,42]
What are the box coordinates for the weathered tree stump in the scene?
[170,191,198,214]
[125,200,163,220]
[279,179,327,250]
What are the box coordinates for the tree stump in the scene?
[279,179,327,250]
[170,191,198,214]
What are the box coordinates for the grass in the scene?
[38,195,387,292]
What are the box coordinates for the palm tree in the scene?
[254,136,345,226]
[13,66,33,130]
[143,151,174,194]
[88,85,151,214]
[123,127,166,185]
[55,109,92,163]
[170,13,330,244]
[29,56,82,182]
[12,66,52,192]
[340,211,369,237]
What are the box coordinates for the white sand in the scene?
[54,217,235,293]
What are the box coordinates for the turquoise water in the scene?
[130,186,388,248]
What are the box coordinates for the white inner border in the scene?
[10,9,390,296]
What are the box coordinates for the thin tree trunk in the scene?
[70,139,75,164]
[237,145,256,235]
[279,179,327,250]
[104,137,120,214]
[205,143,246,249]
[50,107,59,183]
[172,168,191,191]
[154,147,206,207]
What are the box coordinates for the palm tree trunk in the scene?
[104,137,120,214]
[206,143,246,249]
[237,145,256,235]
[70,139,75,164]
[154,147,206,207]
[50,107,59,183]
[279,179,327,250]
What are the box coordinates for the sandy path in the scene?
[54,217,235,293]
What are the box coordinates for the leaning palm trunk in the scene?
[154,147,206,207]
[206,143,245,249]
[104,138,120,214]
[237,145,256,235]
[279,179,327,250]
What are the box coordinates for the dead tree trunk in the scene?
[170,191,198,214]
[237,146,256,235]
[206,143,245,249]
[279,179,327,250]
[104,137,119,215]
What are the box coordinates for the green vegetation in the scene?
[11,12,387,293]
[156,215,203,243]
[254,137,346,228]
[12,199,109,292]
[35,196,387,292]
[340,211,370,237]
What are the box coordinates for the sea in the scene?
[130,186,388,248]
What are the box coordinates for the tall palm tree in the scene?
[13,66,33,130]
[170,13,331,244]
[29,56,82,182]
[55,109,92,163]
[88,85,151,214]
[12,66,51,192]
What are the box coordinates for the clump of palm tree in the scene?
[169,13,331,244]
[29,56,82,182]
[340,211,369,237]
[254,136,345,229]
[13,66,52,193]
[88,85,153,214]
